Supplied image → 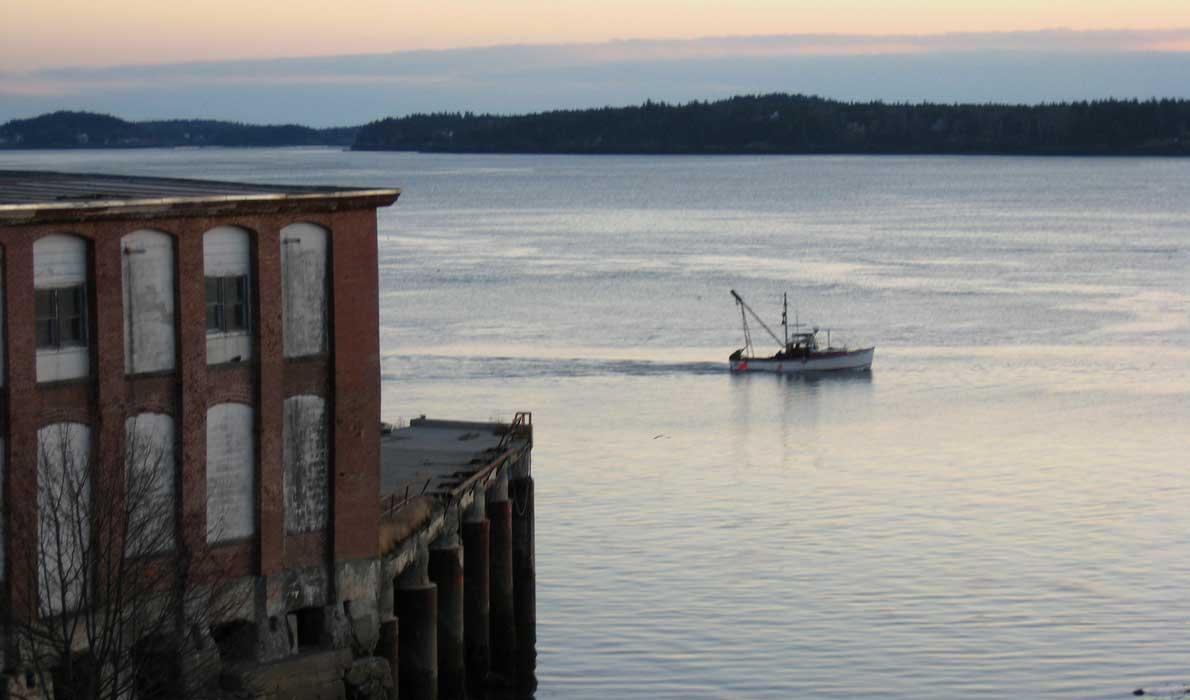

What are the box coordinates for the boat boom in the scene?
[730,289,785,349]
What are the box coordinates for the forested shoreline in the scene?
[0,111,356,149]
[352,94,1190,155]
[5,94,1190,155]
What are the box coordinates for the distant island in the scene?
[0,111,356,149]
[5,94,1190,155]
[353,94,1190,155]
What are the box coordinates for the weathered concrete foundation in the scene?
[377,619,400,700]
[397,583,438,700]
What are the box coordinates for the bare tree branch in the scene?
[6,418,240,700]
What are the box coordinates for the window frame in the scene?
[204,274,252,335]
[35,285,89,350]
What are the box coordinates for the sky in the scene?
[5,0,1190,71]
[2,2,1189,125]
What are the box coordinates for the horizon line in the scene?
[8,92,1190,132]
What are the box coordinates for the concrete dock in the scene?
[378,415,536,699]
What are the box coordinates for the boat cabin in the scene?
[775,331,819,359]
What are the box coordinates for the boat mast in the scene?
[782,293,789,347]
[730,290,785,350]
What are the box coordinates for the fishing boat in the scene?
[728,289,874,373]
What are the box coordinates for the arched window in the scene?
[122,230,176,375]
[125,413,176,554]
[280,223,329,358]
[205,403,255,543]
[37,422,91,614]
[34,234,90,382]
[203,227,252,365]
[283,395,328,533]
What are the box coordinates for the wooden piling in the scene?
[429,546,466,700]
[512,474,537,692]
[397,583,438,700]
[462,517,491,692]
[488,498,517,682]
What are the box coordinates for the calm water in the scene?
[4,149,1189,699]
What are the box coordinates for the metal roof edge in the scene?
[0,188,402,226]
[0,188,402,213]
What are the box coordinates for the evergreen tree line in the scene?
[6,95,1190,155]
[352,94,1190,155]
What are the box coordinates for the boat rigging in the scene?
[729,289,874,373]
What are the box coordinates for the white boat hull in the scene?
[730,347,874,373]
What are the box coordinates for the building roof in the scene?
[0,169,401,225]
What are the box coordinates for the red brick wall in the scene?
[0,205,385,613]
[329,209,382,563]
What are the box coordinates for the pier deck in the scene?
[375,415,536,698]
[380,417,529,511]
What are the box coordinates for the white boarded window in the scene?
[34,234,89,382]
[125,413,176,554]
[203,226,252,365]
[37,422,91,615]
[280,223,329,358]
[283,395,329,534]
[206,403,256,543]
[122,230,176,375]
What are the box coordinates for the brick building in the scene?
[0,170,536,700]
[0,170,401,693]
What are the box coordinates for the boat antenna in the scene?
[730,290,785,350]
[782,293,789,347]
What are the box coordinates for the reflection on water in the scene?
[732,370,875,455]
[743,369,876,388]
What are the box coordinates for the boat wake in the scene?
[381,354,725,382]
